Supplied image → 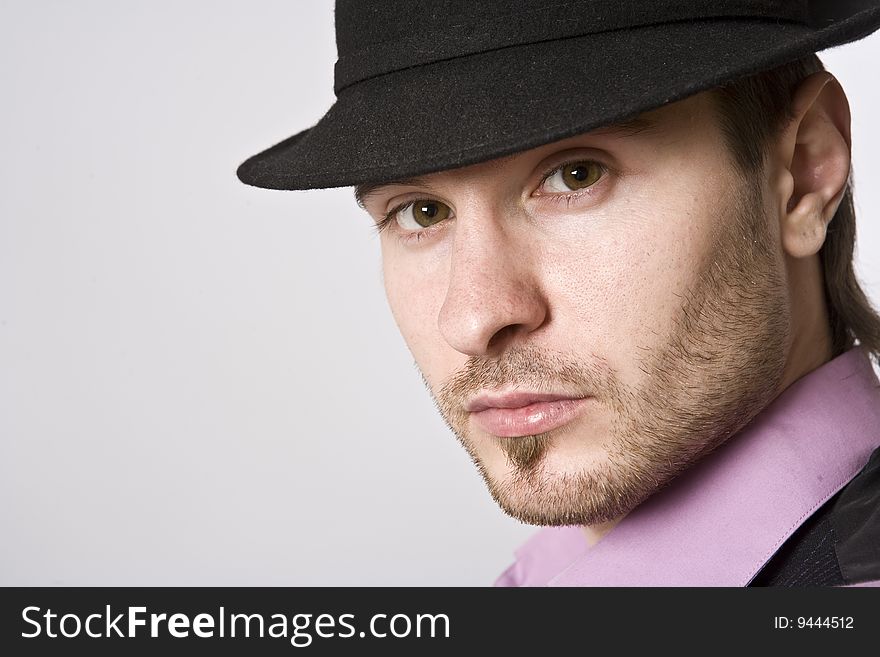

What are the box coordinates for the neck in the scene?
[777,252,834,394]
[581,518,623,546]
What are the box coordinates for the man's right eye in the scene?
[394,199,452,230]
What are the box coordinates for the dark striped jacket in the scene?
[750,446,880,586]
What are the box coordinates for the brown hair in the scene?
[711,54,880,367]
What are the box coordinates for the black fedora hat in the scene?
[236,0,880,191]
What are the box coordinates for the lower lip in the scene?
[470,398,591,438]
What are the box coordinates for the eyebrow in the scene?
[355,175,430,208]
[353,115,660,207]
[591,114,659,138]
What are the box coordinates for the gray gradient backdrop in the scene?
[2,2,878,585]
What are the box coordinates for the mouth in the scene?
[466,391,592,438]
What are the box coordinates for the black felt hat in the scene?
[236,0,880,191]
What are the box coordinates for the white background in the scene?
[2,1,878,585]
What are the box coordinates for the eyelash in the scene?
[373,159,608,242]
[536,160,608,203]
[373,201,438,241]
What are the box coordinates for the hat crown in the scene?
[333,0,815,94]
[239,0,880,190]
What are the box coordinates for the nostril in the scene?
[486,324,521,353]
[486,306,551,354]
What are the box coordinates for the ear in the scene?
[771,71,851,259]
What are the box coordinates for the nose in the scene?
[437,214,548,357]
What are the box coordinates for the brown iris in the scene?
[561,161,603,190]
[411,200,451,227]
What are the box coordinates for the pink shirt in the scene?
[495,346,880,587]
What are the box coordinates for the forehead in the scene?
[354,91,720,205]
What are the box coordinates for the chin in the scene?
[479,448,642,527]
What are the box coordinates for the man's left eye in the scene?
[539,161,605,193]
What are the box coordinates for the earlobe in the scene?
[775,72,851,259]
[781,192,832,258]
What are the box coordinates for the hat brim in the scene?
[237,9,880,191]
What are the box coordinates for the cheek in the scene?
[544,185,720,372]
[381,247,454,386]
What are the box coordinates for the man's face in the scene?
[360,91,793,526]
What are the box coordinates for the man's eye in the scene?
[540,161,604,193]
[395,199,452,230]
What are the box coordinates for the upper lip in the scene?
[465,391,588,413]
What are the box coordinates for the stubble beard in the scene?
[428,177,791,527]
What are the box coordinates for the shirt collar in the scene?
[495,346,880,586]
